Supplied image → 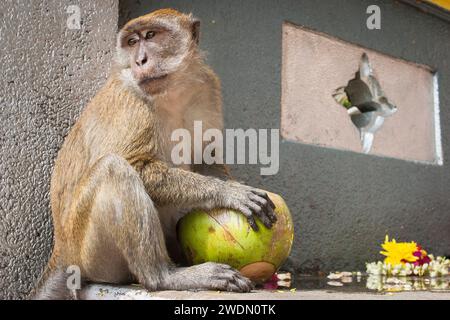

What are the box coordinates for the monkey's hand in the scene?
[139,161,276,230]
[221,181,277,231]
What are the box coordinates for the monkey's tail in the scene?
[29,251,76,300]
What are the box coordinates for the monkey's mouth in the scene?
[139,74,168,85]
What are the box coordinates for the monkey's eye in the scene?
[145,31,156,40]
[128,38,138,47]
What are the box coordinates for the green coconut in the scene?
[178,192,294,283]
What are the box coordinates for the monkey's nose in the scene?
[136,56,148,67]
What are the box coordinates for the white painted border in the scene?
[433,73,443,165]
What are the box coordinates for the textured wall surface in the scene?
[120,0,450,273]
[0,0,118,299]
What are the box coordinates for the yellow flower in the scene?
[380,235,418,265]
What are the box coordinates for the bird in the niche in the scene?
[333,53,397,154]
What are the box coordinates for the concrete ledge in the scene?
[80,284,450,300]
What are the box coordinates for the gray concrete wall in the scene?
[0,0,118,299]
[120,0,450,273]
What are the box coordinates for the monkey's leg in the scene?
[159,262,253,292]
[75,154,252,292]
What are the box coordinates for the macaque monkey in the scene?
[34,9,276,299]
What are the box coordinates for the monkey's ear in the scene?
[192,19,200,45]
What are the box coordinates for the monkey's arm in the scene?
[139,161,276,230]
[192,163,231,181]
[140,161,225,208]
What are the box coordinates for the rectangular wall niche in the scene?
[281,22,442,165]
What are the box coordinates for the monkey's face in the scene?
[117,10,200,96]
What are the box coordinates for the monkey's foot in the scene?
[161,262,253,293]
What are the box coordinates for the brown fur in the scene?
[34,9,276,299]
